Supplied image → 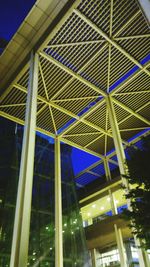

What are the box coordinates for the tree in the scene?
[123,135,150,249]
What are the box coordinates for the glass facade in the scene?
[0,118,91,267]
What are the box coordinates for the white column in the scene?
[88,217,93,226]
[107,95,149,267]
[10,52,39,267]
[104,158,118,215]
[104,151,126,266]
[106,96,129,188]
[108,189,118,215]
[91,248,97,267]
[55,137,63,267]
[104,158,111,182]
[114,224,127,267]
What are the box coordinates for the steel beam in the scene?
[10,52,39,267]
[39,51,107,97]
[55,137,63,267]
[114,224,127,267]
[112,97,150,126]
[74,9,150,78]
[47,39,105,48]
[107,95,149,267]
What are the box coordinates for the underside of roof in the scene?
[0,0,150,186]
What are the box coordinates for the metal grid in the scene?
[0,0,150,185]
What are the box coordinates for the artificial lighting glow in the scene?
[92,204,96,208]
[100,206,104,210]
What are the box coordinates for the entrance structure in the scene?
[0,0,150,266]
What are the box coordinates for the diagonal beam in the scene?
[113,10,140,37]
[60,136,104,159]
[114,90,150,96]
[49,105,57,134]
[74,9,150,78]
[111,62,150,96]
[39,51,107,97]
[49,43,108,100]
[39,62,49,100]
[47,39,105,48]
[53,96,98,102]
[0,103,26,108]
[63,132,101,137]
[0,110,104,160]
[105,109,109,156]
[58,99,106,136]
[85,134,104,148]
[119,127,150,132]
[114,34,150,40]
[110,0,113,38]
[39,61,57,134]
[116,100,150,127]
[13,84,110,137]
[75,156,118,180]
[112,97,150,126]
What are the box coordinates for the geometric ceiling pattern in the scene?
[0,0,150,186]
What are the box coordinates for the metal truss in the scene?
[0,0,150,183]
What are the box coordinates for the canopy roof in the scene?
[0,0,150,186]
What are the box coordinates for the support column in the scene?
[91,248,97,267]
[107,95,149,267]
[55,137,63,267]
[10,52,39,267]
[104,158,118,215]
[104,157,126,266]
[114,224,127,267]
[108,189,118,215]
[88,217,93,226]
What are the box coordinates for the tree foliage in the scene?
[123,135,150,249]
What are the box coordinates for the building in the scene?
[0,0,150,267]
[0,117,91,267]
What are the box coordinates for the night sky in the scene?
[0,0,36,53]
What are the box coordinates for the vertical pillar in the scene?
[10,52,39,267]
[91,248,97,267]
[108,189,118,215]
[107,95,149,267]
[106,96,128,188]
[104,158,118,215]
[88,217,93,226]
[55,137,63,267]
[104,158,111,182]
[114,224,127,267]
[104,155,127,265]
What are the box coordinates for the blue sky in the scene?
[0,0,36,41]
